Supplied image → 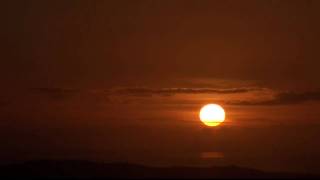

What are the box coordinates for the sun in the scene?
[199,104,225,127]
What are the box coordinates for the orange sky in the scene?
[1,0,320,174]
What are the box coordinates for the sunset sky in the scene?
[1,0,320,174]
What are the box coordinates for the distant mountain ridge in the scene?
[0,160,318,178]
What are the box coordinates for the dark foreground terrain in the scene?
[0,160,318,178]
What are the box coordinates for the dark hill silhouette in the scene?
[0,160,318,178]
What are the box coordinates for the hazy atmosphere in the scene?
[1,0,320,175]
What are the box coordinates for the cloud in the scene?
[112,87,263,96]
[29,86,264,103]
[228,90,320,106]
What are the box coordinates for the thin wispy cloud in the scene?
[228,90,320,106]
[110,87,264,96]
[31,87,264,97]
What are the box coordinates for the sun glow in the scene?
[199,104,225,127]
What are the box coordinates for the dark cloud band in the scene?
[112,87,263,96]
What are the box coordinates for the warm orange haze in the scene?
[1,0,320,178]
[199,104,225,126]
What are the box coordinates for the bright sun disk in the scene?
[199,104,225,127]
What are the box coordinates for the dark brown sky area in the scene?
[1,0,320,174]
